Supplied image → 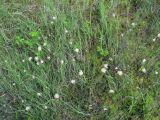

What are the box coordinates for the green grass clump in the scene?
[0,0,160,119]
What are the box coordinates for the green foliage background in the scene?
[0,0,160,119]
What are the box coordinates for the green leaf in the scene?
[25,40,33,47]
[96,46,109,57]
[15,36,25,45]
[29,31,39,37]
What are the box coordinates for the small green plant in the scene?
[15,31,40,48]
[96,46,109,57]
[73,41,81,49]
[15,31,48,58]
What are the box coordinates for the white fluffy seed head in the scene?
[43,42,47,46]
[109,89,115,94]
[155,71,158,75]
[51,21,54,24]
[60,60,64,65]
[101,68,107,73]
[158,33,160,38]
[142,59,146,63]
[142,68,146,73]
[53,16,57,20]
[70,80,76,84]
[112,13,116,17]
[65,29,68,33]
[117,70,123,76]
[35,56,39,61]
[25,106,31,111]
[103,107,108,111]
[28,57,32,61]
[37,92,42,97]
[22,100,25,103]
[121,33,124,37]
[89,105,92,110]
[79,70,83,76]
[40,60,44,64]
[152,38,156,42]
[109,57,113,61]
[44,105,48,109]
[12,83,16,86]
[54,93,60,99]
[38,46,42,51]
[115,67,118,70]
[69,41,73,45]
[131,22,136,27]
[48,48,51,52]
[103,64,108,69]
[22,59,25,62]
[74,48,79,53]
[47,56,51,60]
[32,75,35,79]
[72,58,75,62]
